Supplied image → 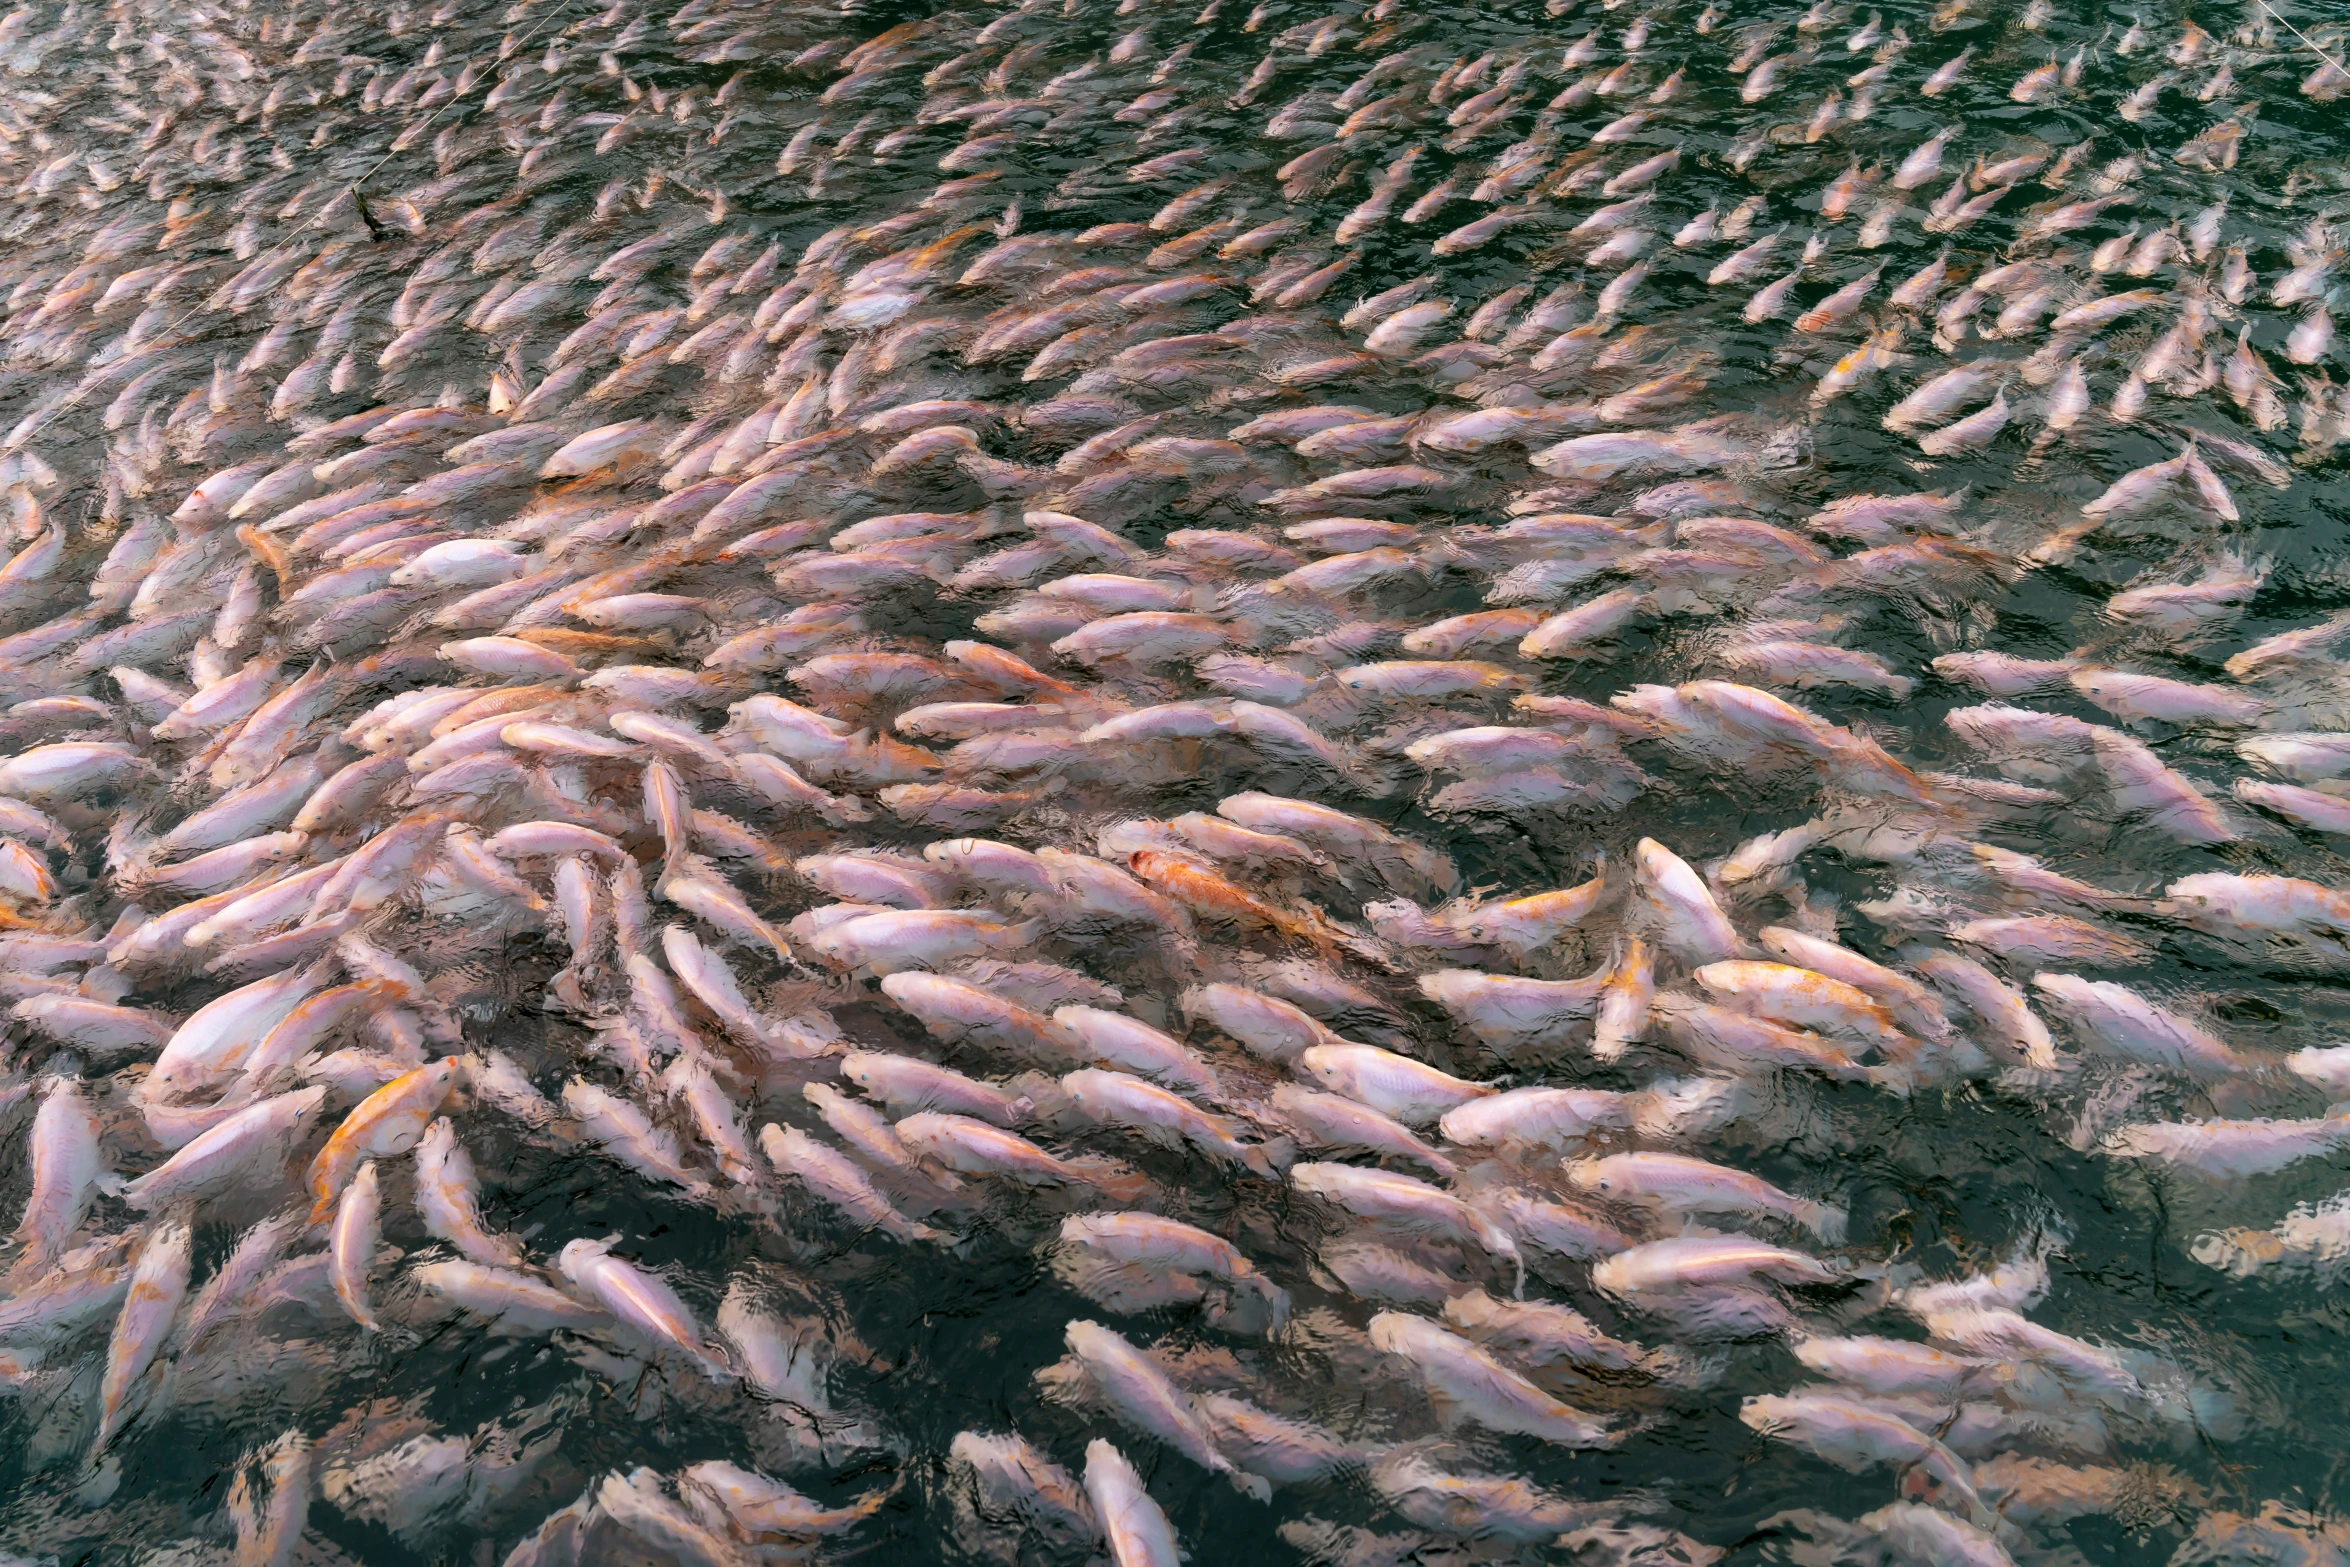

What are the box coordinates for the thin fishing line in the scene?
[2246,0,2348,80]
[9,0,579,459]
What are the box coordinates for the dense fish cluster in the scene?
[0,0,2345,1559]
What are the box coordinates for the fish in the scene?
[1293,1162,1525,1294]
[0,0,2328,1556]
[1369,1311,1617,1445]
[328,1161,385,1331]
[1740,1392,1994,1523]
[123,1089,330,1211]
[1367,1449,1624,1541]
[1567,1151,1848,1239]
[412,1262,612,1335]
[1085,1440,1184,1567]
[306,1059,462,1221]
[953,1429,1099,1545]
[231,1432,312,1567]
[557,1237,732,1379]
[10,1078,104,1285]
[94,1220,191,1451]
[1057,1320,1270,1498]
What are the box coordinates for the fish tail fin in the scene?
[1068,1156,1154,1207]
[1246,1275,1293,1335]
[1645,1346,1723,1389]
[824,792,875,824]
[1492,1238,1526,1299]
[1864,1061,1920,1096]
[2187,1226,2279,1279]
[1396,841,1461,898]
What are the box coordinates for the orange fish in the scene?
[1125,849,1339,959]
[304,1059,461,1224]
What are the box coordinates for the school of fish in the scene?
[0,0,2342,1559]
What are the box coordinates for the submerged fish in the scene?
[0,0,2324,1561]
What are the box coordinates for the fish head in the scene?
[1894,1452,1985,1524]
[556,1236,613,1282]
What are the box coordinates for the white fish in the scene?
[1085,1439,1183,1567]
[1567,1152,1847,1239]
[1440,1086,1637,1149]
[411,1261,611,1333]
[329,1161,385,1332]
[1062,1068,1276,1174]
[123,1089,330,1210]
[2032,975,2248,1075]
[557,1237,731,1378]
[761,1123,944,1243]
[148,962,330,1101]
[1297,1042,1492,1125]
[1291,1163,1524,1293]
[1060,1320,1270,1498]
[413,1118,522,1268]
[1740,1391,1990,1522]
[1917,390,2009,455]
[1893,126,1959,189]
[1636,838,1740,963]
[1369,1312,1616,1445]
[11,1077,102,1284]
[94,1220,191,1450]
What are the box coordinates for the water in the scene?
[0,0,2345,1561]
